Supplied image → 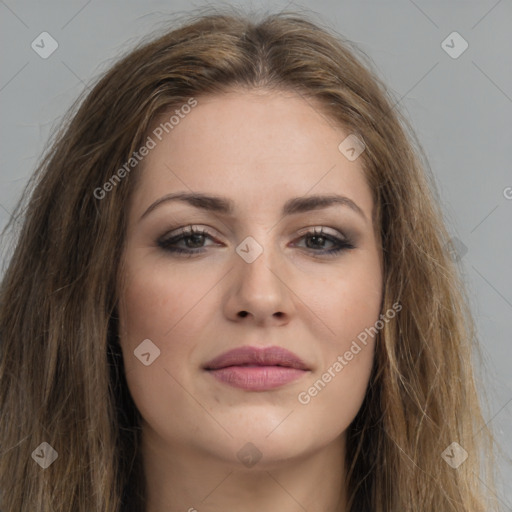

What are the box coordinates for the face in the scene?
[118,89,383,468]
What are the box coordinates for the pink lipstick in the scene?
[203,345,310,391]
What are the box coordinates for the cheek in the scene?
[296,252,381,429]
[119,275,172,343]
[292,273,380,444]
[314,250,383,348]
[118,281,199,403]
[118,257,214,346]
[292,346,375,448]
[117,260,209,430]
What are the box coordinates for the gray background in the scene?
[1,0,510,507]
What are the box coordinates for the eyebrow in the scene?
[139,192,367,222]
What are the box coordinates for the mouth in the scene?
[203,345,310,391]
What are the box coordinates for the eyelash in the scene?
[157,226,355,258]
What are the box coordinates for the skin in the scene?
[118,89,383,512]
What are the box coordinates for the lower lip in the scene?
[207,365,308,391]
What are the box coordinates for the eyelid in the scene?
[294,225,349,240]
[160,224,350,244]
[158,225,218,243]
[163,224,215,236]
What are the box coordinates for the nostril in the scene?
[238,311,248,317]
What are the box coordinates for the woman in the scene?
[0,6,500,512]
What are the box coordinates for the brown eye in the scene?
[158,226,217,255]
[293,227,355,257]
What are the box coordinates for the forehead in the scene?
[131,89,374,221]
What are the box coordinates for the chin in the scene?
[202,420,326,468]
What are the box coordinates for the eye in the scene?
[157,225,355,257]
[157,226,218,256]
[292,227,355,257]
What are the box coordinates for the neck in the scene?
[141,427,348,512]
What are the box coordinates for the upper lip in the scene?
[203,345,310,371]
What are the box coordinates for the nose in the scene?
[223,237,294,326]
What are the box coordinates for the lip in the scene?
[203,345,310,391]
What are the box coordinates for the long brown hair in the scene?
[0,6,500,511]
